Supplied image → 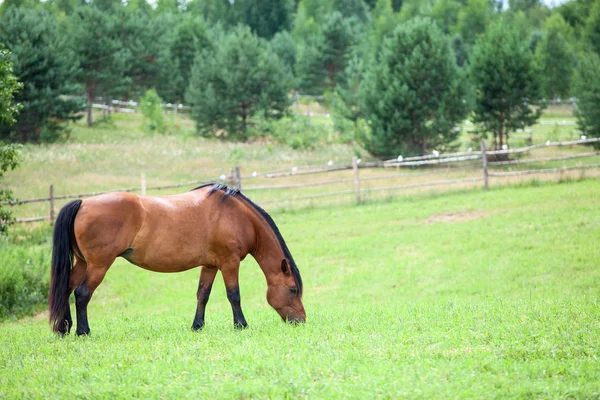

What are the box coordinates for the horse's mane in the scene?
[192,183,303,297]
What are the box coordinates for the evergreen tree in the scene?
[359,18,468,158]
[269,31,298,74]
[331,55,366,141]
[117,8,176,100]
[69,4,130,126]
[166,14,214,103]
[455,0,496,47]
[331,0,370,22]
[237,0,295,39]
[574,52,600,148]
[470,19,543,150]
[362,0,399,60]
[584,0,600,55]
[535,13,575,100]
[0,7,84,142]
[185,26,292,139]
[296,11,357,94]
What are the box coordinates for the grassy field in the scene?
[6,107,599,220]
[1,179,599,398]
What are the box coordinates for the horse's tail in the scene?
[49,199,82,333]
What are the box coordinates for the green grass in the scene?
[1,180,599,398]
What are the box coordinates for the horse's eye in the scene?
[289,288,298,294]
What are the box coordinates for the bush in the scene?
[248,115,328,150]
[0,227,51,320]
[140,89,168,135]
[0,246,50,320]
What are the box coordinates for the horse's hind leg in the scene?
[60,257,87,334]
[191,266,218,331]
[221,259,248,329]
[74,258,114,336]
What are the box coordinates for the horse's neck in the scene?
[250,219,284,285]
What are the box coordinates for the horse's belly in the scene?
[125,230,211,273]
[123,249,206,273]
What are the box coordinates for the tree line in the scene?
[0,0,599,157]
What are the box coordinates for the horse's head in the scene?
[267,259,305,323]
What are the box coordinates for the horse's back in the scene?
[130,190,251,271]
[74,192,145,264]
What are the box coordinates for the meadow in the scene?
[1,180,599,398]
[1,109,599,398]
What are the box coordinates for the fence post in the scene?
[49,184,55,225]
[141,172,146,195]
[234,166,242,190]
[480,141,489,190]
[352,157,360,204]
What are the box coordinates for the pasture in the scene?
[1,179,599,398]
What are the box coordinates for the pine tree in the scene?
[166,15,214,103]
[470,19,543,150]
[237,0,295,39]
[574,52,600,148]
[535,13,575,100]
[296,11,358,94]
[69,4,130,126]
[359,18,468,158]
[0,7,84,142]
[185,26,292,139]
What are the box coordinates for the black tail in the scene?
[49,200,82,333]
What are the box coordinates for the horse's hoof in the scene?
[191,323,204,331]
[76,329,90,336]
[234,322,248,330]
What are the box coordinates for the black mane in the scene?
[192,183,303,297]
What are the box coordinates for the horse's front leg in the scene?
[221,260,248,329]
[191,266,218,331]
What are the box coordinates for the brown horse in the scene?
[49,183,305,335]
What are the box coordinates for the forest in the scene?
[0,0,599,157]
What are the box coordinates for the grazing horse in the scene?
[49,183,305,335]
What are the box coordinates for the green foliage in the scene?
[269,31,297,75]
[535,13,575,99]
[118,8,176,101]
[359,18,468,158]
[0,244,50,320]
[331,55,367,142]
[249,114,326,150]
[186,26,292,140]
[140,89,168,135]
[0,7,84,142]
[163,15,214,104]
[455,0,496,47]
[69,4,131,126]
[584,0,600,55]
[236,0,295,39]
[0,144,20,235]
[0,45,20,236]
[470,18,544,150]
[296,11,358,94]
[574,52,600,149]
[0,46,21,125]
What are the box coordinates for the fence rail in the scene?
[9,138,600,224]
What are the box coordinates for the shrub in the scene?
[140,89,168,135]
[249,115,328,150]
[0,246,50,320]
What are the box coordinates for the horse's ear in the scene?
[281,259,290,275]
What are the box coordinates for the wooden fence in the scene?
[6,138,600,224]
